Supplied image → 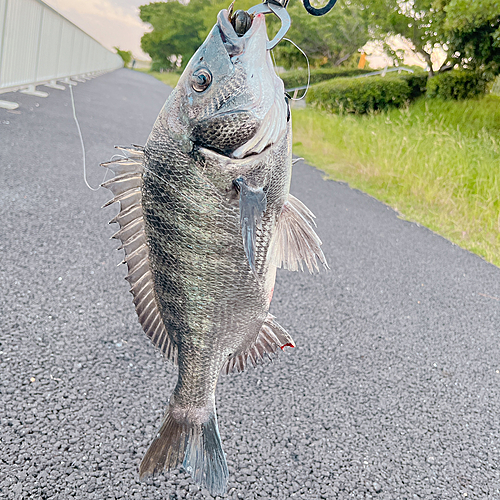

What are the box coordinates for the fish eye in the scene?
[191,69,212,92]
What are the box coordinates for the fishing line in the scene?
[69,84,108,191]
[282,37,310,101]
[270,48,278,69]
[109,153,128,162]
[104,147,231,217]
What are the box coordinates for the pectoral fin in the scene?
[234,177,267,275]
[268,194,329,273]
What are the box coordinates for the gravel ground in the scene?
[1,68,500,500]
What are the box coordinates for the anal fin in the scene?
[234,177,267,276]
[223,314,294,375]
[268,194,329,273]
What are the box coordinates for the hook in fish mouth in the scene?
[218,8,266,57]
[224,0,291,50]
[247,1,291,50]
[228,2,254,36]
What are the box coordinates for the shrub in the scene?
[491,75,500,96]
[306,76,411,114]
[151,61,167,72]
[399,72,428,99]
[426,71,488,100]
[281,68,371,90]
[114,47,132,68]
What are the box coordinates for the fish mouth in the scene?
[217,9,266,57]
[198,142,272,164]
[214,9,287,159]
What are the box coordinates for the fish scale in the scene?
[144,132,273,373]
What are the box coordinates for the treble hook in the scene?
[248,1,291,50]
[247,0,337,50]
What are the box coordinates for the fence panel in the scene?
[37,7,62,82]
[0,0,122,92]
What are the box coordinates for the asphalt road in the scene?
[1,68,500,500]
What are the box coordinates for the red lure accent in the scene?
[268,287,274,304]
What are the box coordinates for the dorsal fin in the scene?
[101,146,178,364]
[267,194,329,273]
[223,314,294,375]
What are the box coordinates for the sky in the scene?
[42,0,434,69]
[44,0,151,60]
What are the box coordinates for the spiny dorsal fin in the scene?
[223,314,294,375]
[267,194,329,273]
[101,146,178,364]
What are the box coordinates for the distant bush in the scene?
[151,61,167,72]
[426,71,488,100]
[306,76,411,114]
[114,47,132,68]
[281,68,371,90]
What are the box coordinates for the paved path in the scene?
[1,68,500,500]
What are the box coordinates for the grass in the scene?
[140,67,500,266]
[135,68,181,89]
[292,96,500,267]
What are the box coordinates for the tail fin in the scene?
[139,405,228,496]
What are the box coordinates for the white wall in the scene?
[0,0,122,92]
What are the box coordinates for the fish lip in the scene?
[198,142,272,162]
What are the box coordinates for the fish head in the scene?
[173,9,288,159]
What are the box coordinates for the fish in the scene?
[102,7,327,497]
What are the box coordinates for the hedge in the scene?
[426,71,488,100]
[281,68,372,90]
[306,75,412,114]
[492,75,500,96]
[399,72,428,100]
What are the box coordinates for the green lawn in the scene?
[292,96,500,267]
[142,68,499,266]
[135,68,181,88]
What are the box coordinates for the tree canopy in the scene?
[437,0,500,77]
[139,0,256,70]
[370,0,500,76]
[266,0,372,69]
[140,0,372,70]
[139,1,205,70]
[138,0,500,77]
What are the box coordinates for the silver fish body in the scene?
[103,9,327,496]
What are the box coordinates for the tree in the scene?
[139,1,205,70]
[369,0,500,77]
[139,0,257,70]
[269,0,372,69]
[368,0,447,76]
[139,0,372,71]
[435,0,500,78]
[114,47,133,68]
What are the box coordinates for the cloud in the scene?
[44,0,150,59]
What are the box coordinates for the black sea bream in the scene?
[102,8,327,496]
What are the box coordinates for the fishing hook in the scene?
[302,0,338,16]
[247,0,337,50]
[248,1,291,50]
